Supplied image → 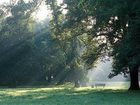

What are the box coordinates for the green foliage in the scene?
[0,0,46,87]
[62,0,140,90]
[0,0,139,89]
[63,0,140,74]
[45,0,89,85]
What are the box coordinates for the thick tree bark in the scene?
[129,66,139,90]
[47,74,51,84]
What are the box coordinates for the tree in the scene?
[45,0,89,86]
[62,0,140,90]
[0,0,44,87]
[91,0,140,90]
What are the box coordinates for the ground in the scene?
[0,85,140,105]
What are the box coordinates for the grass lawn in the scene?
[0,86,140,105]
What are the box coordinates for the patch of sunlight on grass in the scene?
[33,95,47,100]
[0,86,139,105]
[54,82,75,88]
[104,86,128,90]
[6,91,25,97]
[73,86,127,92]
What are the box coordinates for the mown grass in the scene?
[0,86,140,105]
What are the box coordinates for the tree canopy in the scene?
[0,0,139,90]
[58,0,140,90]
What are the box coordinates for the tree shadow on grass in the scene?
[0,88,140,105]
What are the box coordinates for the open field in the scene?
[0,86,140,105]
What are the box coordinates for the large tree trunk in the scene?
[74,80,80,87]
[47,75,51,83]
[129,66,139,90]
